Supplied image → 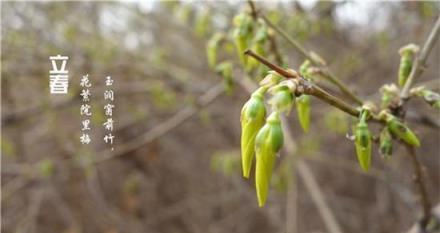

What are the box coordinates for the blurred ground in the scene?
[1,1,439,233]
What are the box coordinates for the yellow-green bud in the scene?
[233,13,253,66]
[354,110,372,172]
[255,111,284,207]
[398,44,419,87]
[195,9,210,37]
[380,84,399,109]
[206,33,224,68]
[296,95,311,132]
[299,60,312,79]
[413,88,440,110]
[269,85,294,114]
[216,61,234,94]
[387,116,420,147]
[259,71,283,88]
[254,20,269,43]
[248,41,266,70]
[379,127,393,158]
[240,87,267,178]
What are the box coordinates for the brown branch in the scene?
[244,49,360,117]
[406,145,432,228]
[401,16,440,100]
[311,68,364,105]
[252,10,363,105]
[95,82,225,163]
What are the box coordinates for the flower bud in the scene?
[248,21,268,69]
[269,85,294,114]
[206,33,224,68]
[240,87,267,178]
[398,44,419,87]
[296,95,311,132]
[255,111,284,207]
[379,127,393,158]
[380,84,399,108]
[195,9,210,37]
[233,13,252,66]
[248,41,266,70]
[216,61,234,94]
[259,71,283,88]
[387,116,420,147]
[412,87,440,110]
[354,110,372,172]
[299,60,312,79]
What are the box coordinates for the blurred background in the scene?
[1,1,439,233]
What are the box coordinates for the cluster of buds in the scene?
[241,70,314,206]
[232,13,270,72]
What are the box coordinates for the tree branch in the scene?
[401,16,440,100]
[253,9,363,105]
[406,145,432,228]
[244,49,360,117]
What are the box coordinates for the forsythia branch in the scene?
[401,16,440,100]
[248,3,363,105]
[244,49,360,117]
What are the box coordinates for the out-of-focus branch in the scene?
[406,145,432,228]
[401,16,440,100]
[95,82,225,163]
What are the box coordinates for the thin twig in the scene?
[244,49,361,117]
[405,145,432,228]
[311,68,364,105]
[297,161,344,233]
[401,16,440,100]
[95,82,225,163]
[253,10,363,105]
